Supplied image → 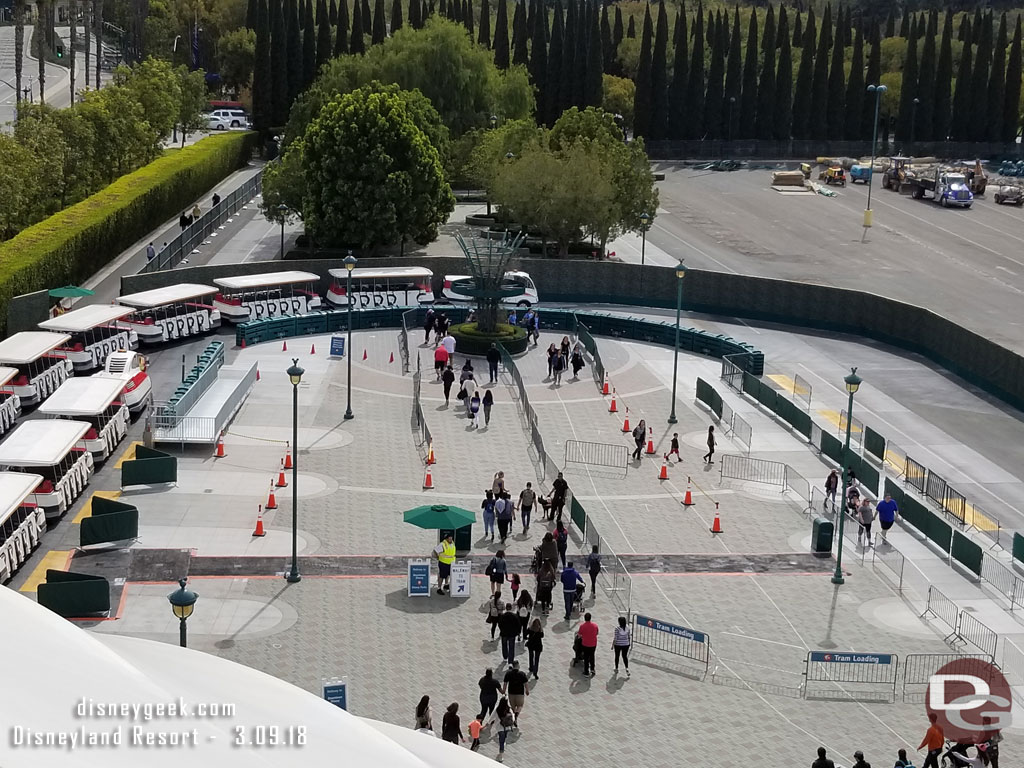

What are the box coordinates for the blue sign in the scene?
[408,560,430,597]
[323,680,347,710]
[810,651,893,665]
[635,614,706,644]
[330,335,346,356]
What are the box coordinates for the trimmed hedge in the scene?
[449,322,529,355]
[0,131,258,333]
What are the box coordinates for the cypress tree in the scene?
[529,0,547,104]
[884,7,894,38]
[819,3,831,51]
[286,0,303,103]
[466,0,475,36]
[633,2,653,137]
[512,1,528,68]
[932,11,953,142]
[478,0,489,46]
[248,0,259,28]
[329,0,337,23]
[792,9,814,139]
[738,9,758,139]
[972,7,983,42]
[808,5,830,140]
[826,16,845,139]
[968,13,992,142]
[666,6,687,139]
[334,0,348,54]
[601,4,613,74]
[899,11,909,38]
[317,0,333,62]
[571,1,588,107]
[391,0,402,32]
[439,0,447,17]
[896,19,918,142]
[951,33,972,141]
[986,13,1007,143]
[649,0,669,138]
[684,6,704,138]
[792,11,801,48]
[371,0,386,43]
[586,1,603,107]
[754,5,775,141]
[423,0,429,23]
[959,15,971,45]
[511,0,522,57]
[703,11,725,138]
[803,7,815,51]
[545,0,564,124]
[613,6,623,47]
[723,8,741,139]
[774,25,792,141]
[302,0,316,84]
[1004,19,1022,143]
[493,0,509,68]
[270,0,289,125]
[526,0,534,42]
[862,25,881,141]
[706,9,713,48]
[349,0,365,53]
[915,13,937,143]
[361,0,370,31]
[845,23,864,140]
[561,0,577,111]
[450,0,459,21]
[627,16,635,39]
[253,0,271,131]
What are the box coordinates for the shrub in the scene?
[0,131,257,332]
[449,321,529,355]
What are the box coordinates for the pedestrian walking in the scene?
[492,471,506,497]
[857,498,876,548]
[481,490,496,541]
[467,714,483,751]
[555,520,568,568]
[487,550,508,594]
[482,389,493,427]
[918,713,945,768]
[517,482,536,534]
[893,748,915,768]
[212,192,221,207]
[497,493,515,542]
[431,533,456,595]
[462,376,477,417]
[981,715,1002,768]
[507,309,517,327]
[876,493,899,544]
[179,211,190,230]
[664,433,681,463]
[486,343,501,383]
[433,344,449,379]
[146,242,156,262]
[191,203,201,220]
[442,364,456,406]
[813,747,837,768]
[498,602,520,663]
[495,697,514,760]
[560,335,571,360]
[538,532,558,571]
[552,350,565,385]
[578,612,599,676]
[549,472,568,521]
[852,750,871,768]
[525,617,544,679]
[571,344,585,379]
[441,331,456,358]
[560,561,584,620]
[546,343,558,378]
[486,592,503,639]
[477,667,502,722]
[423,308,435,344]
[612,615,631,675]
[825,469,839,509]
[440,703,465,745]
[536,561,555,615]
[434,313,449,345]
[585,544,602,596]
[516,590,533,640]
[631,419,646,461]
[469,392,482,429]
[509,573,521,602]
[530,310,540,344]
[702,425,716,464]
[501,660,529,726]
[414,695,433,731]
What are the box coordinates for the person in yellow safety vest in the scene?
[432,533,456,595]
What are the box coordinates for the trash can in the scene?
[439,526,472,554]
[812,517,834,557]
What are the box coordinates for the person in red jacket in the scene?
[577,613,599,677]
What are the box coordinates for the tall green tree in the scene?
[493,0,509,68]
[303,0,317,84]
[585,2,603,108]
[792,10,801,48]
[754,5,776,140]
[968,13,992,141]
[601,4,613,75]
[950,33,972,141]
[703,12,725,138]
[820,3,832,50]
[350,0,366,52]
[526,0,535,42]
[545,0,564,124]
[512,0,528,67]
[826,17,845,139]
[329,0,337,23]
[627,16,635,39]
[408,0,420,28]
[334,0,349,54]
[723,8,741,140]
[571,0,587,107]
[666,6,687,139]
[738,9,758,139]
[562,0,578,109]
[899,10,909,38]
[463,0,473,38]
[371,0,386,43]
[683,5,704,138]
[1004,18,1022,143]
[286,0,303,103]
[844,23,864,140]
[478,0,490,46]
[808,4,830,140]
[896,18,919,142]
[318,0,333,63]
[932,11,952,141]
[253,0,272,130]
[649,0,669,139]
[986,14,1007,143]
[271,0,289,125]
[792,8,814,139]
[613,6,623,49]
[391,0,403,32]
[774,23,792,141]
[362,0,372,33]
[633,2,653,137]
[915,13,936,143]
[529,0,547,108]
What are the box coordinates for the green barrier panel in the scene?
[695,377,715,408]
[756,380,778,412]
[884,477,905,506]
[845,454,879,497]
[37,570,111,617]
[926,511,953,554]
[820,431,843,464]
[122,445,177,489]
[80,496,139,547]
[742,371,760,398]
[864,426,886,462]
[900,495,929,536]
[570,494,586,533]
[951,531,983,577]
[710,387,723,418]
[1014,533,1024,566]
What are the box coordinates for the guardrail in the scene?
[902,653,995,702]
[802,651,899,703]
[411,354,432,462]
[564,440,629,473]
[720,454,786,487]
[632,613,711,680]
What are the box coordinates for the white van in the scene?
[39,377,130,463]
[441,271,539,307]
[0,420,94,519]
[0,472,45,584]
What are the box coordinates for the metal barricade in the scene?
[732,413,752,453]
[564,440,629,472]
[784,466,810,506]
[921,585,962,643]
[720,454,786,487]
[943,486,967,527]
[981,556,1019,608]
[966,503,1002,548]
[902,653,994,702]
[719,400,734,434]
[720,355,743,391]
[959,612,998,658]
[838,409,864,449]
[925,470,949,508]
[884,441,907,479]
[1001,639,1024,705]
[802,651,899,702]
[872,542,906,592]
[809,421,823,453]
[793,373,812,411]
[632,614,711,679]
[905,456,927,493]
[575,320,604,390]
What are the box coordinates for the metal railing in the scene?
[884,441,907,479]
[1001,639,1024,704]
[838,409,864,450]
[575,319,604,390]
[411,354,431,460]
[959,612,999,658]
[154,344,225,425]
[500,344,560,483]
[151,362,257,444]
[732,413,752,453]
[925,470,949,510]
[564,440,629,472]
[140,171,263,273]
[921,585,962,643]
[720,454,786,487]
[802,650,900,703]
[872,542,906,592]
[632,613,711,679]
[981,556,1024,610]
[720,354,744,391]
[399,309,416,375]
[581,516,631,616]
[905,456,927,493]
[902,653,994,701]
[793,373,812,410]
[783,466,810,508]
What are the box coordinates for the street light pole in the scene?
[727,97,736,142]
[864,84,888,230]
[639,212,650,266]
[167,578,198,648]
[286,359,304,583]
[831,367,863,586]
[910,97,920,148]
[276,203,289,260]
[668,260,686,424]
[486,115,497,216]
[343,252,357,420]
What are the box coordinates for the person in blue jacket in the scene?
[560,562,584,621]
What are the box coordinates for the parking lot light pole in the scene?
[668,260,686,424]
[639,212,650,266]
[343,252,357,420]
[286,359,304,583]
[831,367,863,586]
[864,84,888,230]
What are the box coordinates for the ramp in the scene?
[152,362,257,444]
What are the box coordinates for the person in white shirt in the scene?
[857,499,876,548]
[612,616,631,676]
[441,333,456,356]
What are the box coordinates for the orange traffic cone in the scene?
[240,337,246,349]
[389,352,394,364]
[682,478,694,506]
[282,340,288,352]
[423,465,434,489]
[646,427,656,454]
[284,443,293,469]
[215,434,226,458]
[363,349,368,361]
[658,459,669,480]
[311,343,316,354]
[252,505,266,537]
[621,407,631,433]
[602,375,610,396]
[609,388,618,413]
[256,368,261,381]
[710,504,722,534]
[276,459,288,488]
[426,442,436,465]
[266,481,278,510]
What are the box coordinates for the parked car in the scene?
[207,109,249,130]
[994,184,1024,205]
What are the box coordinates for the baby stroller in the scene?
[571,582,585,614]
[571,633,584,667]
[530,546,542,575]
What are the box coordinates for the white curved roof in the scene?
[0,587,496,768]
[118,284,218,308]
[214,271,320,290]
[38,376,125,416]
[0,420,91,465]
[38,304,136,332]
[331,267,433,280]
[0,332,72,363]
[0,471,43,523]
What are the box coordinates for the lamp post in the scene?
[286,358,304,583]
[486,115,498,216]
[726,96,736,142]
[277,204,290,259]
[910,97,920,147]
[167,578,198,648]
[668,259,686,424]
[831,367,863,586]
[864,84,888,230]
[639,212,650,266]
[343,252,357,420]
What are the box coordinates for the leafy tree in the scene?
[915,15,936,143]
[335,0,349,54]
[467,117,543,189]
[683,5,704,138]
[754,6,776,141]
[774,22,792,141]
[478,0,490,47]
[1004,18,1022,143]
[0,136,42,240]
[723,9,741,140]
[115,57,180,141]
[950,33,972,141]
[602,74,634,130]
[372,0,386,43]
[77,85,158,183]
[808,4,830,140]
[350,0,366,53]
[632,3,653,137]
[986,14,1007,143]
[218,27,256,93]
[176,66,209,146]
[391,0,403,32]
[512,0,527,68]
[968,13,991,142]
[304,0,318,82]
[253,0,272,130]
[286,0,304,103]
[666,7,687,139]
[545,0,565,124]
[270,0,290,125]
[932,11,952,142]
[703,12,725,139]
[493,0,509,69]
[649,0,669,139]
[738,9,758,139]
[845,24,865,141]
[826,19,845,139]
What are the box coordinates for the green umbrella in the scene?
[403,504,476,530]
[48,285,95,298]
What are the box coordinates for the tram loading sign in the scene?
[809,652,893,665]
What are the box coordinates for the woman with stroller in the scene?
[555,520,569,569]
